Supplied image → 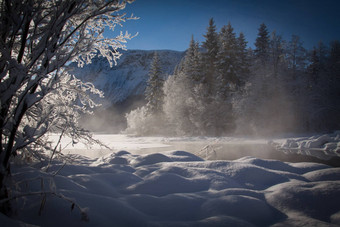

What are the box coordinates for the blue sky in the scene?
[115,0,340,51]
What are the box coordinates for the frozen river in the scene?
[49,133,340,166]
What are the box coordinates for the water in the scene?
[55,134,340,167]
[139,142,340,167]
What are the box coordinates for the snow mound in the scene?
[131,153,173,167]
[272,131,340,160]
[165,150,204,162]
[266,181,340,225]
[4,152,340,226]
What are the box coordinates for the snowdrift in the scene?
[3,150,340,226]
[272,131,340,160]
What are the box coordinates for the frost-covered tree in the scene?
[0,0,136,211]
[163,72,196,135]
[145,52,164,114]
[163,36,214,136]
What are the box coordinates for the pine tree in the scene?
[317,41,328,71]
[236,32,250,80]
[215,22,239,95]
[329,40,340,76]
[182,35,203,83]
[286,35,306,79]
[145,52,164,114]
[269,31,285,78]
[203,22,238,135]
[307,47,320,85]
[202,18,219,93]
[254,23,270,66]
[307,41,327,86]
[327,40,340,130]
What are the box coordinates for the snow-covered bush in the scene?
[125,106,164,135]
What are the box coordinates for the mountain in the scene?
[70,49,184,132]
[70,49,184,106]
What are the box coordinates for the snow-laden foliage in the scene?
[0,0,136,212]
[163,72,200,136]
[125,106,164,136]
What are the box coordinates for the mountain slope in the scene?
[70,49,184,106]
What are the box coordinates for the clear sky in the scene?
[115,0,340,51]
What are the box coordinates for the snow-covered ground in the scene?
[2,133,340,226]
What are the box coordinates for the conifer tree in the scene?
[328,40,340,76]
[236,32,250,80]
[307,47,320,85]
[327,40,340,130]
[145,52,164,114]
[182,35,203,83]
[269,31,285,78]
[254,23,270,66]
[215,22,239,95]
[202,18,219,93]
[286,35,306,79]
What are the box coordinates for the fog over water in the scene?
[51,134,340,167]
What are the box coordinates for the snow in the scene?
[70,50,184,106]
[2,133,340,226]
[272,131,340,160]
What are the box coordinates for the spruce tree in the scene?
[237,32,250,80]
[202,18,219,93]
[145,52,164,114]
[269,31,284,79]
[317,41,328,70]
[307,47,320,85]
[183,35,203,83]
[327,40,340,130]
[328,40,340,76]
[215,22,239,95]
[254,23,270,66]
[287,35,306,79]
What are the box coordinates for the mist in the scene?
[80,95,146,133]
[122,21,340,139]
[80,19,340,166]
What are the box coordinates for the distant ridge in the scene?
[70,49,185,107]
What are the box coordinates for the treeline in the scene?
[126,19,340,136]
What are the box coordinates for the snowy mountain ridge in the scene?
[70,49,184,106]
